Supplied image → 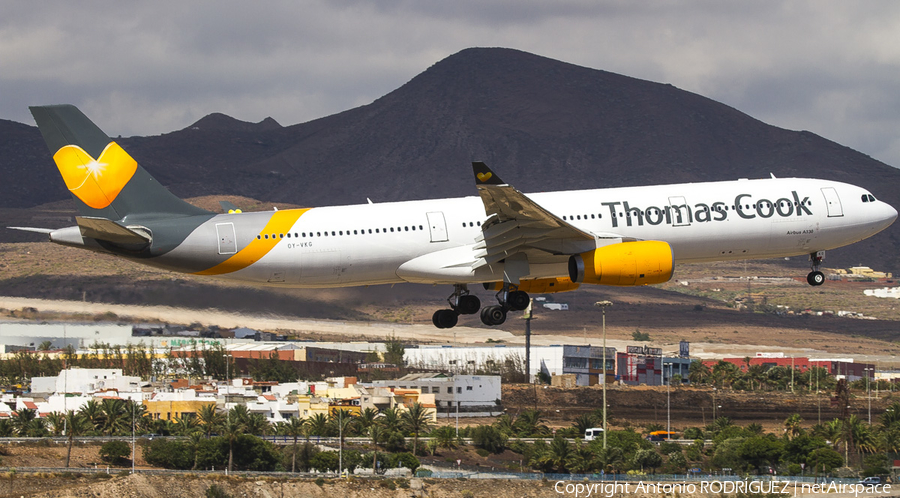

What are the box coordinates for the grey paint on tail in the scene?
[29,105,212,223]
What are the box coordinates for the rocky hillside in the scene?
[3,47,898,269]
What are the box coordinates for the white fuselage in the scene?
[178,177,896,288]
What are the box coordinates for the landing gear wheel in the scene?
[807,271,825,286]
[432,309,459,329]
[806,251,826,287]
[480,305,507,326]
[456,294,481,315]
[507,290,530,311]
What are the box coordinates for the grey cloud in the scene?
[2,1,899,166]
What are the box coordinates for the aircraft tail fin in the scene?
[29,105,211,221]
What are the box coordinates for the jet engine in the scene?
[568,240,674,286]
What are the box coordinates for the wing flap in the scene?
[471,162,605,272]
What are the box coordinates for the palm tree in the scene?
[596,446,625,475]
[783,414,804,440]
[747,364,767,391]
[99,398,127,435]
[221,415,245,473]
[400,402,431,455]
[545,436,572,473]
[356,407,379,434]
[688,360,711,385]
[124,400,149,435]
[307,413,330,437]
[244,412,270,436]
[880,402,900,430]
[150,418,177,436]
[78,399,104,433]
[64,410,91,468]
[369,424,384,473]
[331,409,355,446]
[378,407,402,433]
[493,414,515,436]
[228,405,251,425]
[277,417,307,473]
[515,409,549,437]
[572,413,599,438]
[12,408,41,437]
[430,425,462,451]
[45,412,66,436]
[565,442,595,474]
[174,415,200,436]
[849,415,876,463]
[196,403,222,438]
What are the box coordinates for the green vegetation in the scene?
[631,329,651,342]
[99,440,131,465]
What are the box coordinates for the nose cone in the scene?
[875,201,899,233]
[883,202,898,227]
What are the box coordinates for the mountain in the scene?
[2,47,899,270]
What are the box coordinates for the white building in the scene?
[404,345,565,379]
[30,368,143,395]
[368,373,501,418]
[0,322,134,351]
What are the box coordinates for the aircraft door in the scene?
[216,223,237,255]
[821,187,844,217]
[667,197,692,226]
[426,212,449,242]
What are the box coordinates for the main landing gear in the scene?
[432,284,481,329]
[431,283,530,329]
[807,251,825,286]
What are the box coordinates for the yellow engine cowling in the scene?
[484,277,580,294]
[568,240,674,286]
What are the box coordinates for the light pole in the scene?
[865,367,873,425]
[594,300,613,449]
[131,398,135,474]
[667,363,672,438]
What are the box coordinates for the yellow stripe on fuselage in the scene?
[194,208,309,276]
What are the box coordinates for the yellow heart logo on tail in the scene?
[52,142,138,209]
[477,172,492,182]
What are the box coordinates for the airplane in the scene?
[13,105,898,329]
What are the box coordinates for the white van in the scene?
[584,427,604,441]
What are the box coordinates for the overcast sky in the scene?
[3,1,899,167]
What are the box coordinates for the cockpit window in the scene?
[862,194,877,203]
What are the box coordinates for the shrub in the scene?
[206,484,232,498]
[470,425,508,454]
[99,440,132,465]
[393,452,420,473]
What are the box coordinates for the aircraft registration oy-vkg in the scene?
[15,105,898,329]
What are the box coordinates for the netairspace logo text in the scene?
[553,480,893,497]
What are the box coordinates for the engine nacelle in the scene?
[484,277,580,294]
[568,240,674,286]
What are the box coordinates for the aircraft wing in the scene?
[471,162,620,271]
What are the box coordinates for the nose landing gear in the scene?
[807,251,825,286]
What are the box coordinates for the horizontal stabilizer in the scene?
[219,200,240,213]
[7,226,54,235]
[76,216,151,245]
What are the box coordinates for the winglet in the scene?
[472,162,506,186]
